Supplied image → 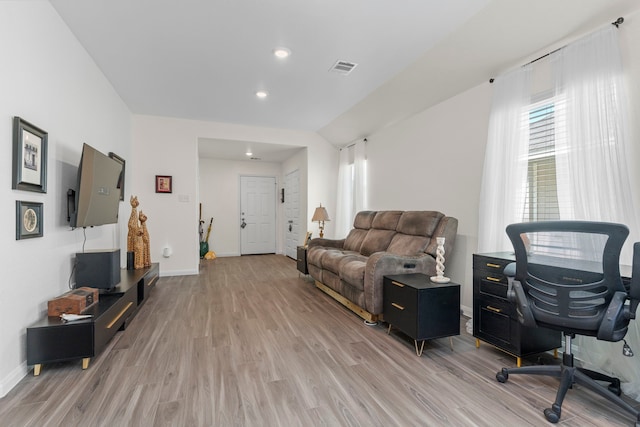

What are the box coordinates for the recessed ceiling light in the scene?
[245,151,252,156]
[256,90,268,99]
[273,47,291,59]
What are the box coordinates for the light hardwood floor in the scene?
[1,254,638,426]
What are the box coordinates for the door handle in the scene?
[289,224,292,232]
[241,219,247,229]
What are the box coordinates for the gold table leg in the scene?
[82,358,90,370]
[414,340,425,357]
[34,364,41,376]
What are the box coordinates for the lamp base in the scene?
[430,276,451,283]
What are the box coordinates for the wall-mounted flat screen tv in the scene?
[70,143,122,228]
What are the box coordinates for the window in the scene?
[523,100,560,222]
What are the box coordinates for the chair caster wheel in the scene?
[496,368,509,383]
[544,405,561,423]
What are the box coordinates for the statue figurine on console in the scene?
[139,211,151,268]
[127,196,139,253]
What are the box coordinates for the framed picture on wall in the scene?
[155,175,172,193]
[16,200,43,239]
[12,117,48,193]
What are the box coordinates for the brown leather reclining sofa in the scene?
[307,210,458,322]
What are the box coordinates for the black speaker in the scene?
[75,249,121,290]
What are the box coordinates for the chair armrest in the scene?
[364,252,436,315]
[308,238,345,249]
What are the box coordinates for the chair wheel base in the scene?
[496,368,509,383]
[544,405,561,423]
[608,378,622,396]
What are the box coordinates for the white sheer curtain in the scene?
[335,140,367,238]
[477,65,532,253]
[353,140,367,214]
[550,26,640,400]
[335,147,353,238]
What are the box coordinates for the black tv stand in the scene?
[26,263,159,375]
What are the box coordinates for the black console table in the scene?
[26,263,159,375]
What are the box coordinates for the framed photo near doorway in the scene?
[16,200,43,239]
[155,175,172,193]
[12,117,48,193]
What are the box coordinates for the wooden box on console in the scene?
[47,287,99,317]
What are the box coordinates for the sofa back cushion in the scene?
[353,211,377,229]
[343,229,368,252]
[343,211,377,252]
[360,229,396,256]
[396,211,443,236]
[371,211,403,230]
[387,234,429,256]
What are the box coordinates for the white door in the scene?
[240,176,276,255]
[284,169,300,259]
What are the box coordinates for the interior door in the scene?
[284,169,300,259]
[240,176,276,255]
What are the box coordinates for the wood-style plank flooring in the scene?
[1,254,639,426]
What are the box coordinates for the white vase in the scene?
[430,236,450,283]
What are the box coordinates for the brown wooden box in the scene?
[47,287,99,317]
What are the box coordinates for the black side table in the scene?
[296,246,308,275]
[383,273,460,356]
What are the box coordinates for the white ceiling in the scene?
[50,0,640,161]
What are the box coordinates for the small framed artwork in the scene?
[16,200,43,240]
[303,231,313,247]
[155,175,172,193]
[12,117,48,193]
[108,152,125,201]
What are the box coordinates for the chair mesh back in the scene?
[506,221,628,335]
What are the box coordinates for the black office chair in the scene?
[495,221,640,425]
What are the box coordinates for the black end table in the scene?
[383,273,460,356]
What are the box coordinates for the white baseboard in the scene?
[0,363,28,398]
[161,269,198,277]
[461,304,472,318]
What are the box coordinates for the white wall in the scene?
[132,115,338,276]
[366,83,491,314]
[199,158,283,257]
[0,1,131,397]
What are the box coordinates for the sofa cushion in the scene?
[321,250,362,274]
[396,211,444,236]
[343,229,368,252]
[360,229,396,256]
[339,258,366,291]
[371,211,403,230]
[387,233,429,256]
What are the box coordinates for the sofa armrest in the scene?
[364,252,437,315]
[308,238,345,249]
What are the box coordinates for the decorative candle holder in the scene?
[430,237,450,283]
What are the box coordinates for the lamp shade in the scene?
[311,205,330,222]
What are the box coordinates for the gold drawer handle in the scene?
[486,276,501,282]
[391,281,405,288]
[391,302,405,311]
[486,263,501,268]
[106,302,133,329]
[147,274,159,286]
[486,306,502,313]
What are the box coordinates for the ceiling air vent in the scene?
[330,60,357,75]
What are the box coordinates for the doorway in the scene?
[240,176,276,255]
[284,169,300,259]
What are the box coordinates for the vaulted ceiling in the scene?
[51,0,640,160]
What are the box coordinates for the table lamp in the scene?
[311,203,330,238]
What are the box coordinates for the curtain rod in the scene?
[489,17,624,83]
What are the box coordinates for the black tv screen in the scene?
[70,143,122,228]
